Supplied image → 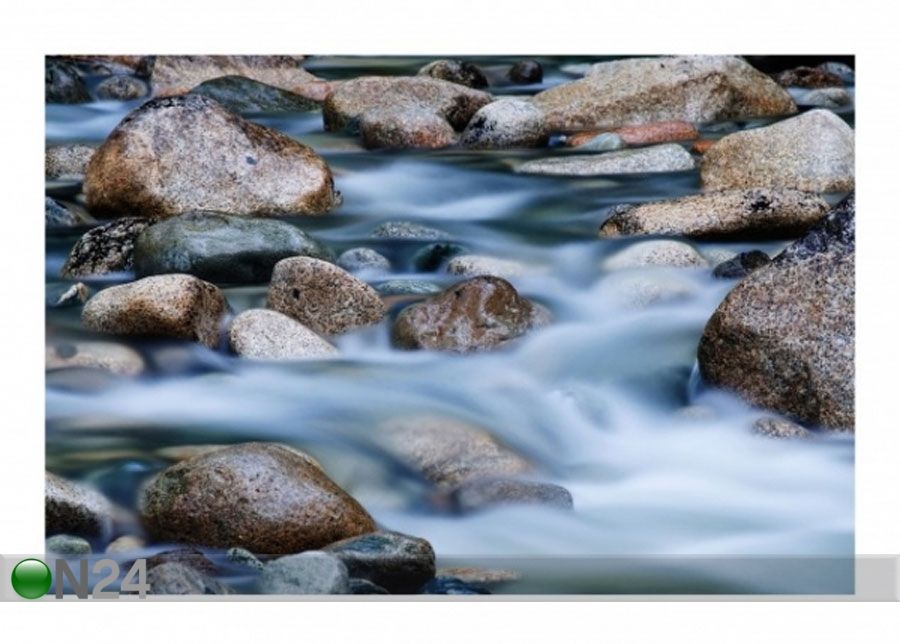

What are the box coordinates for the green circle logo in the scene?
[11,558,52,599]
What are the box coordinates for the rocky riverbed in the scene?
[45,55,854,595]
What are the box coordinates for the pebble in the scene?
[712,250,771,279]
[258,552,350,594]
[46,534,92,556]
[323,530,436,593]
[602,240,709,270]
[46,471,114,538]
[228,309,338,360]
[337,247,392,272]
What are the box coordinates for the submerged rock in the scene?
[60,218,150,277]
[700,109,854,193]
[508,59,543,84]
[45,198,83,227]
[392,276,547,352]
[147,562,231,595]
[517,144,695,176]
[800,87,852,109]
[752,416,813,439]
[150,55,320,98]
[259,552,350,595]
[371,221,448,241]
[46,471,114,538]
[337,247,391,272]
[46,144,96,179]
[46,59,90,103]
[85,94,338,219]
[190,75,319,112]
[46,340,145,376]
[47,282,91,308]
[602,240,709,270]
[46,534,92,556]
[81,274,227,347]
[95,75,149,101]
[418,60,488,89]
[445,254,529,279]
[460,99,549,149]
[420,576,490,595]
[359,107,458,149]
[712,250,771,279]
[450,478,574,513]
[531,56,796,131]
[134,211,332,283]
[698,193,855,430]
[140,443,376,554]
[267,257,386,335]
[323,530,436,593]
[598,189,829,240]
[228,309,338,360]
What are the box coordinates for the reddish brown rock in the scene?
[692,139,716,154]
[773,66,842,89]
[359,107,457,150]
[614,120,698,145]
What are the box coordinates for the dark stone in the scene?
[95,75,149,101]
[46,197,80,227]
[349,578,390,594]
[323,530,436,593]
[418,60,489,89]
[147,547,218,574]
[712,251,771,279]
[60,218,151,278]
[147,562,232,595]
[46,59,90,104]
[411,243,467,271]
[420,576,491,595]
[190,75,319,112]
[773,66,843,89]
[508,60,543,84]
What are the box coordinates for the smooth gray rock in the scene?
[324,530,436,593]
[45,471,114,539]
[228,309,338,360]
[46,534,92,556]
[337,247,391,272]
[517,144,695,176]
[147,562,232,595]
[258,552,350,594]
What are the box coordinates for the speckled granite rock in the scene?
[508,59,542,84]
[603,240,709,270]
[698,193,854,430]
[712,251,771,279]
[190,75,319,112]
[337,247,391,272]
[359,106,458,149]
[800,87,852,109]
[140,443,375,554]
[324,530,436,593]
[599,189,829,240]
[46,144,96,179]
[81,274,227,347]
[228,309,338,360]
[267,257,386,335]
[418,60,488,88]
[259,552,350,594]
[85,94,338,218]
[517,144,695,176]
[46,471,114,538]
[460,99,549,149]
[371,221,448,241]
[46,340,145,375]
[701,110,854,193]
[134,211,332,283]
[60,218,150,277]
[751,416,813,439]
[532,56,796,131]
[445,254,529,279]
[95,75,149,101]
[46,534,92,556]
[150,55,321,98]
[613,120,699,145]
[392,276,548,352]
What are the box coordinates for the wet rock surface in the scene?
[418,60,489,89]
[46,59,91,103]
[712,250,771,279]
[60,218,151,277]
[46,340,145,376]
[324,530,436,593]
[258,552,350,594]
[773,66,842,88]
[359,107,458,150]
[190,75,319,112]
[229,309,338,360]
[46,534,92,555]
[517,144,695,176]
[150,55,320,98]
[147,562,232,595]
[95,75,149,101]
[460,99,549,149]
[337,247,391,272]
[449,478,574,513]
[603,240,709,270]
[46,471,114,538]
[46,144,96,179]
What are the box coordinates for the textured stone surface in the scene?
[712,250,771,279]
[226,547,264,570]
[337,247,391,272]
[60,218,151,277]
[81,274,227,347]
[418,60,488,88]
[371,221,447,240]
[85,95,338,218]
[258,552,350,594]
[45,198,83,227]
[700,110,854,193]
[150,55,320,98]
[134,211,332,283]
[508,60,542,84]
[698,193,854,429]
[46,534,92,556]
[752,416,813,439]
[564,132,624,151]
[46,144,96,179]
[773,66,842,88]
[460,99,549,149]
[613,120,699,145]
[147,562,231,595]
[147,547,217,574]
[324,530,436,593]
[190,75,319,112]
[105,535,146,553]
[517,144,695,176]
[445,254,529,279]
[46,341,145,375]
[46,471,114,538]
[46,59,90,103]
[376,416,531,488]
[229,309,338,360]
[800,87,852,109]
[392,276,547,352]
[599,189,829,240]
[359,107,458,149]
[532,56,796,131]
[375,280,442,296]
[323,76,491,133]
[450,478,574,513]
[140,443,375,554]
[602,240,709,270]
[267,257,386,335]
[95,75,149,101]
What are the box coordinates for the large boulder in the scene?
[322,76,492,133]
[700,109,854,193]
[598,189,829,239]
[517,144,695,176]
[140,443,376,554]
[697,193,854,430]
[531,56,796,131]
[81,274,227,348]
[84,94,338,219]
[133,211,332,283]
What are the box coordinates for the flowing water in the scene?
[45,56,854,594]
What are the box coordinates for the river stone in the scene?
[46,341,145,376]
[147,562,231,595]
[147,547,218,574]
[81,274,227,347]
[359,106,458,150]
[801,87,852,109]
[421,576,490,595]
[692,139,716,155]
[190,75,319,112]
[133,211,332,284]
[818,62,854,83]
[46,198,81,227]
[46,59,90,103]
[517,144,695,176]
[697,193,854,430]
[105,535,146,554]
[46,144,96,179]
[598,189,829,240]
[509,59,542,84]
[531,55,796,132]
[418,60,488,89]
[752,416,813,439]
[445,254,529,279]
[267,257,386,335]
[46,471,114,538]
[603,240,709,270]
[392,276,547,352]
[323,530,436,593]
[47,282,91,308]
[449,478,574,513]
[437,567,521,586]
[700,109,855,193]
[46,534,92,556]
[376,416,531,488]
[375,280,442,296]
[259,552,350,595]
[597,271,698,309]
[614,120,699,145]
[150,55,320,97]
[460,99,549,149]
[565,132,625,152]
[412,242,467,271]
[226,547,264,571]
[337,247,391,272]
[95,75,149,101]
[323,76,492,133]
[712,251,771,279]
[371,221,448,241]
[61,218,150,277]
[773,66,842,88]
[140,443,376,553]
[84,94,338,218]
[229,309,338,360]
